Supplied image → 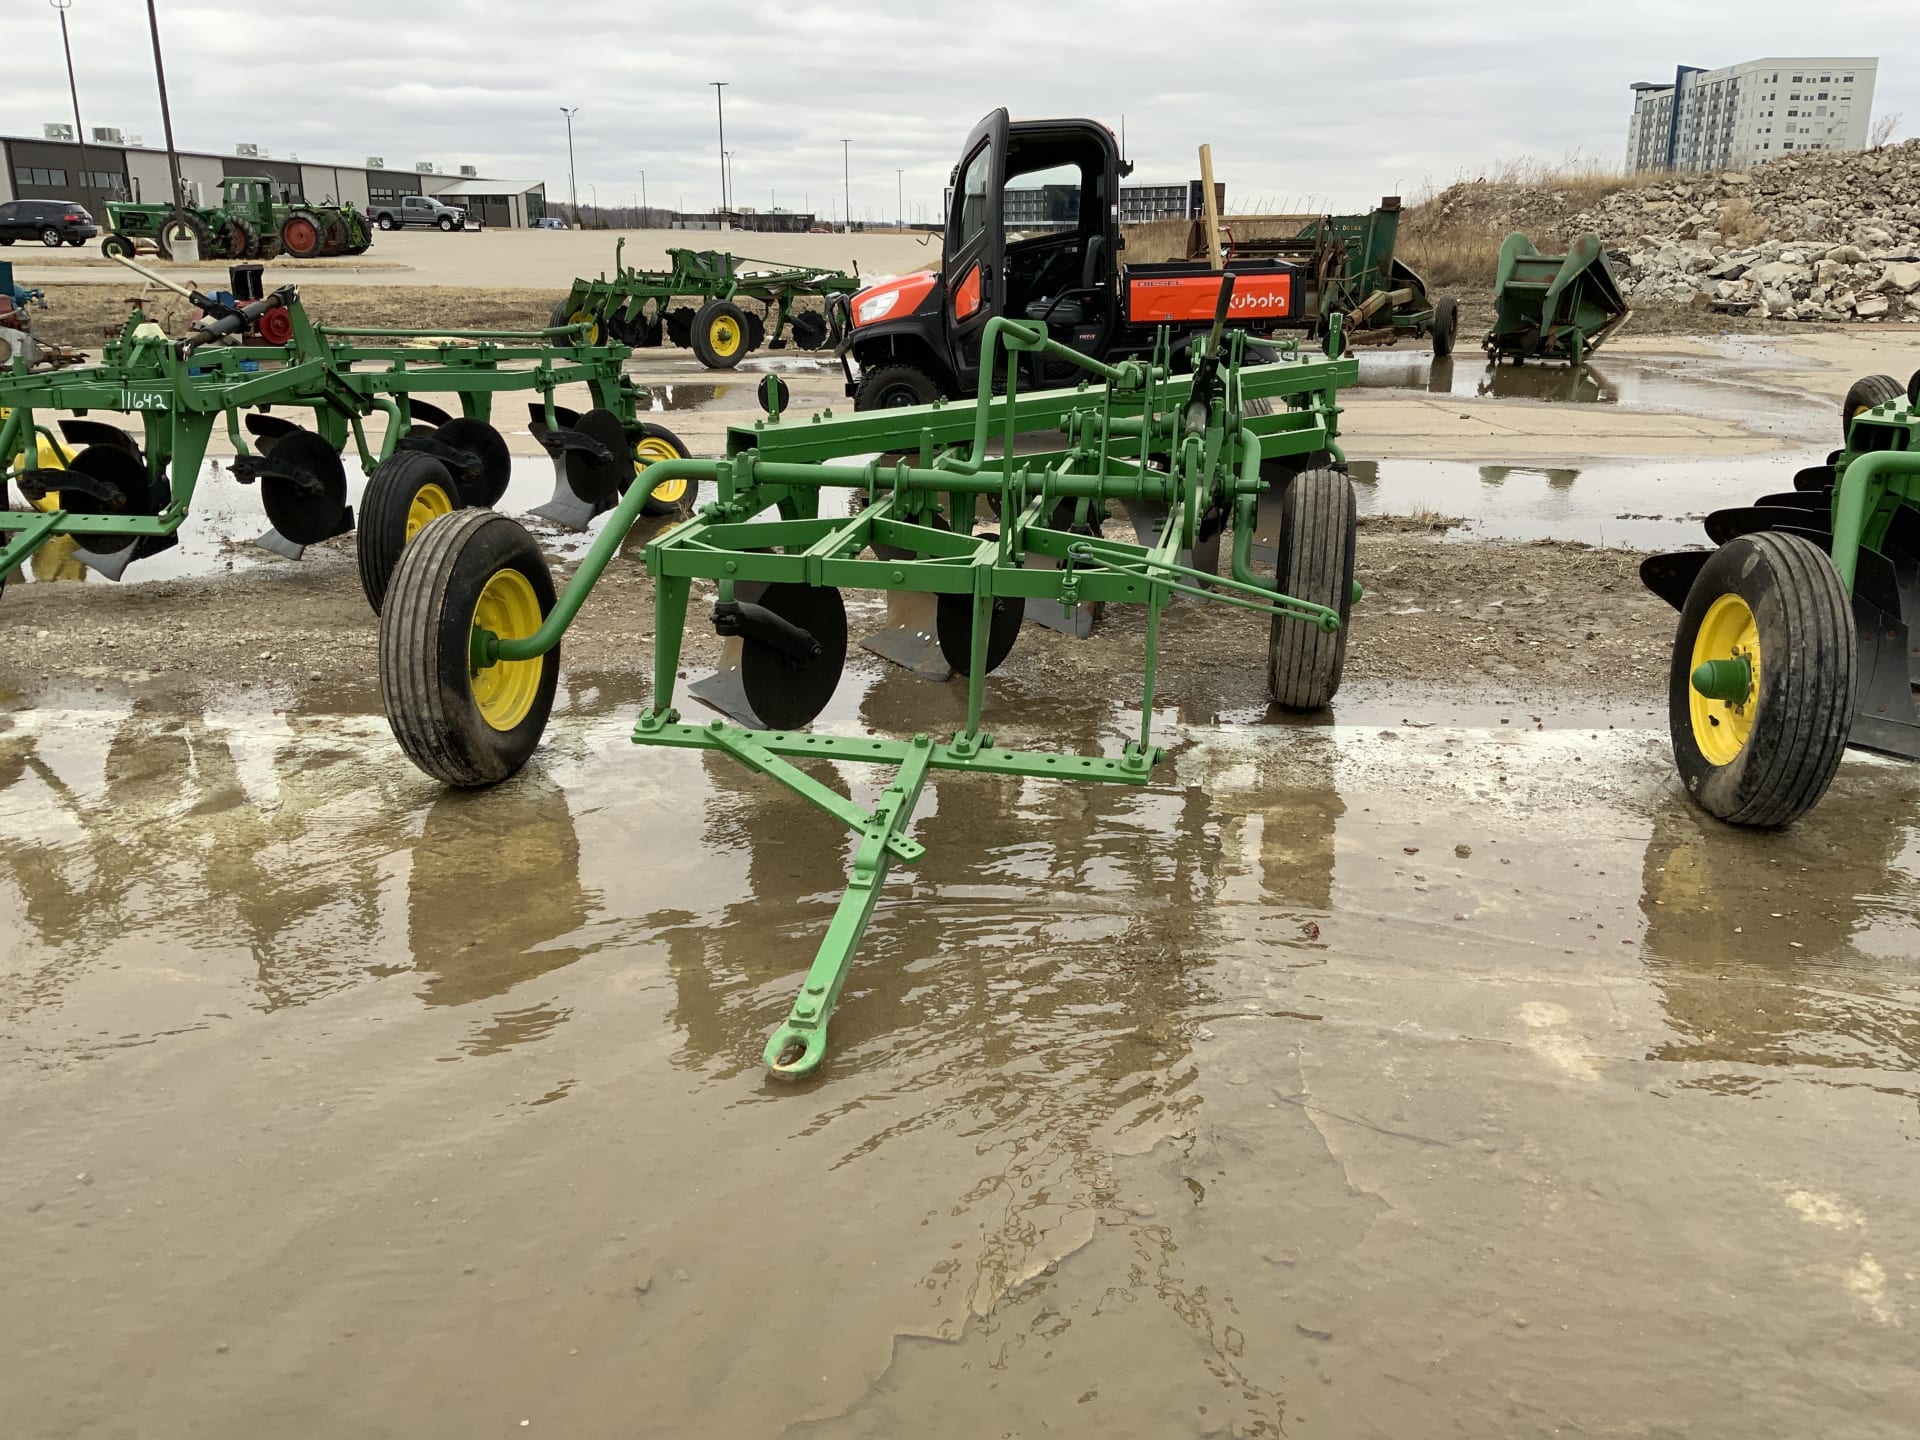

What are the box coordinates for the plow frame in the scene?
[459,306,1357,1076]
[0,295,642,580]
[560,240,861,351]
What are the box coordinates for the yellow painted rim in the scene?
[470,568,543,732]
[1689,592,1761,767]
[635,434,687,503]
[569,309,603,345]
[4,411,72,511]
[404,481,454,542]
[708,315,742,358]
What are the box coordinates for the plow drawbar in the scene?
[378,283,1363,1079]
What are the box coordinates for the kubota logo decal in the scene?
[1126,273,1296,324]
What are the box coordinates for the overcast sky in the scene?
[4,1,1914,218]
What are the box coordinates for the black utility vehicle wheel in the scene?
[854,363,943,411]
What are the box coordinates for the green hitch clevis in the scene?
[1690,655,1753,705]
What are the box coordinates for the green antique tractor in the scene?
[102,177,371,262]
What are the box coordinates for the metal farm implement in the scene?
[1641,369,1920,826]
[2,258,697,610]
[379,282,1362,1078]
[552,241,860,370]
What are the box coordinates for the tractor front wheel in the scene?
[1668,531,1855,826]
[690,299,749,369]
[380,508,559,786]
[358,450,465,613]
[100,234,135,261]
[1267,466,1357,711]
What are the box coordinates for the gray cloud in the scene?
[4,0,1912,218]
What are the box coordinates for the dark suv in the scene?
[0,200,99,247]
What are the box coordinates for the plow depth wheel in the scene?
[690,299,749,369]
[380,508,559,786]
[358,451,464,613]
[635,423,698,516]
[1267,466,1357,711]
[1668,532,1855,827]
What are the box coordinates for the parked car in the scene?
[369,194,467,232]
[533,216,569,231]
[0,200,99,248]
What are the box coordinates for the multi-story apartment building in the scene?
[1626,57,1879,173]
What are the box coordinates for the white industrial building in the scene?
[1626,58,1879,174]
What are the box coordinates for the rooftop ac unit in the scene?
[367,156,385,169]
[415,161,437,174]
[460,164,478,177]
[43,123,74,142]
[91,127,124,146]
[125,134,144,148]
[236,143,262,158]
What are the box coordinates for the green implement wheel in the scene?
[358,450,464,613]
[634,422,700,516]
[1842,374,1903,440]
[1267,465,1357,711]
[1431,296,1459,358]
[380,508,559,786]
[1668,532,1856,826]
[690,298,749,369]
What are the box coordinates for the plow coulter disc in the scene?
[789,310,829,351]
[61,445,158,557]
[562,408,631,504]
[738,583,849,731]
[936,591,1025,676]
[259,430,351,546]
[432,418,512,509]
[1704,506,1833,548]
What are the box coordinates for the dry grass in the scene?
[1716,196,1769,246]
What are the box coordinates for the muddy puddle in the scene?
[1353,344,1833,437]
[2,694,1917,1436]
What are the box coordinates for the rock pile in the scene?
[1421,139,1920,321]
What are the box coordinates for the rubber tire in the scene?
[1842,373,1903,443]
[1267,466,1357,711]
[438,215,457,232]
[380,508,559,787]
[358,451,466,614]
[155,212,212,261]
[1431,296,1459,358]
[635,422,699,517]
[548,298,572,329]
[100,234,135,260]
[41,227,61,247]
[279,211,324,259]
[690,299,749,369]
[1669,532,1856,827]
[0,237,12,246]
[66,237,83,247]
[854,363,943,412]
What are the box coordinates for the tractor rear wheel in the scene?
[1267,465,1357,711]
[1668,531,1855,826]
[217,215,261,260]
[690,299,750,368]
[358,450,465,613]
[634,422,699,517]
[854,363,942,411]
[1431,296,1459,358]
[380,508,559,786]
[279,210,325,259]
[1842,374,1903,442]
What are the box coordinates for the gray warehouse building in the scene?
[1,128,549,228]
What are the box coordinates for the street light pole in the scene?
[841,138,851,234]
[896,168,903,228]
[711,81,729,217]
[639,168,647,224]
[144,0,183,210]
[49,1,94,210]
[559,107,579,216]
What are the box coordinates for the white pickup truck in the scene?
[369,194,468,232]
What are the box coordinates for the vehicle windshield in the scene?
[1003,162,1083,244]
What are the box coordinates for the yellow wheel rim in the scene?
[569,309,603,345]
[708,316,741,358]
[635,434,687,503]
[1689,592,1762,767]
[470,568,544,732]
[404,482,454,541]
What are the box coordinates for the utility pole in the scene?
[559,107,579,215]
[49,1,93,210]
[144,0,183,210]
[639,168,647,223]
[841,138,851,234]
[711,82,729,216]
[896,168,903,228]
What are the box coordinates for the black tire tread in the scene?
[690,298,748,369]
[1268,467,1357,711]
[854,362,942,412]
[1842,374,1903,440]
[358,451,462,614]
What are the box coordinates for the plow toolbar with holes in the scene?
[381,283,1363,1077]
[1,258,696,612]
